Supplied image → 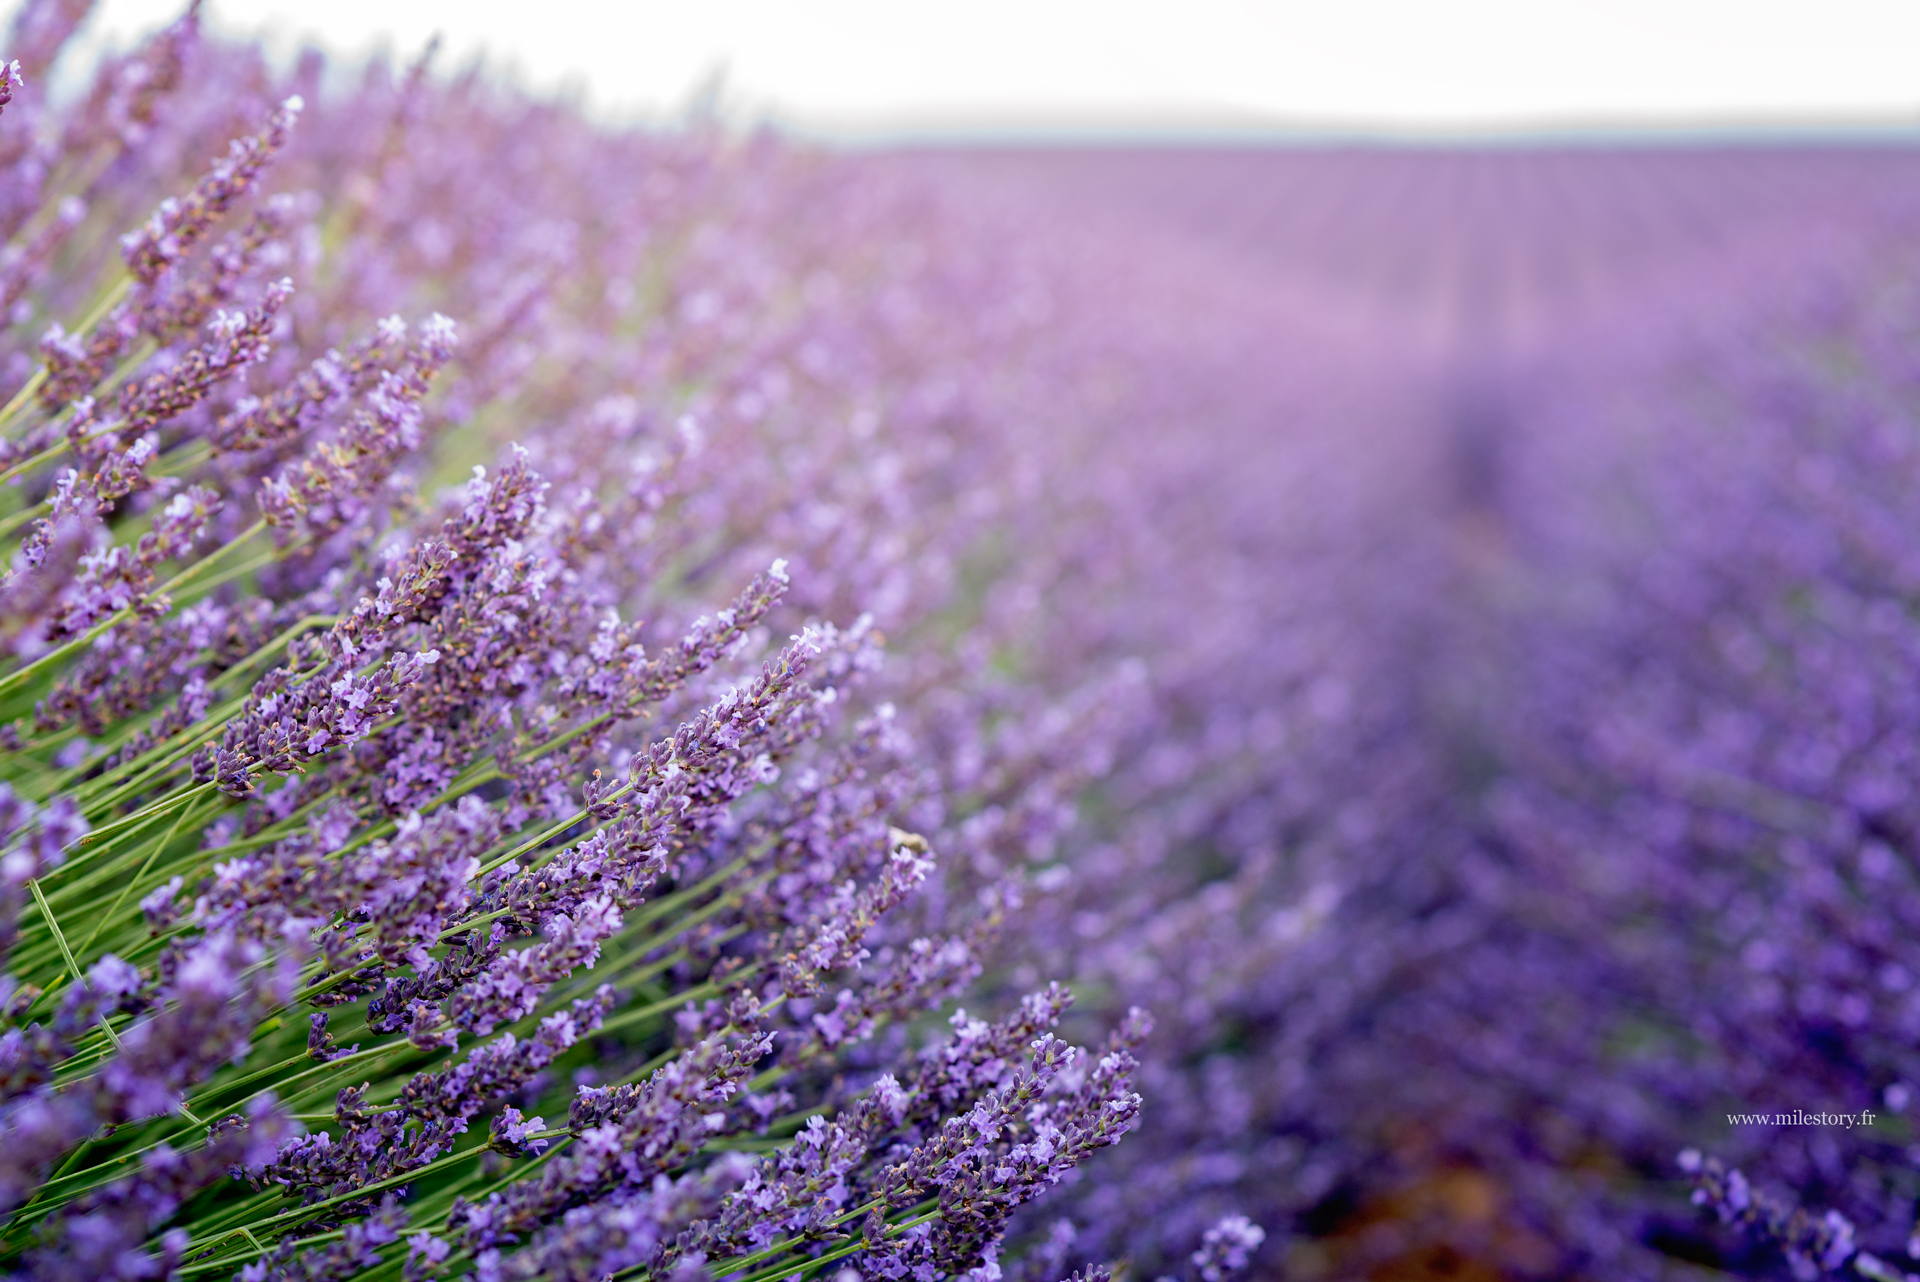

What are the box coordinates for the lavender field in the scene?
[3,4,1920,1280]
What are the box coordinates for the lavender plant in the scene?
[0,5,1246,1278]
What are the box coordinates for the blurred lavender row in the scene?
[2,2,1920,1279]
[904,144,1920,1278]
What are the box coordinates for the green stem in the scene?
[647,1199,939,1282]
[0,521,268,700]
[26,878,123,1052]
[593,973,735,1040]
[175,1227,339,1278]
[473,794,616,878]
[72,780,215,853]
[184,1037,408,1118]
[71,795,200,956]
[0,368,47,442]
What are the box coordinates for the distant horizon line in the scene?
[782,116,1920,151]
[537,93,1920,148]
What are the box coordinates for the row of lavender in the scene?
[1484,238,1920,1281]
[910,146,1920,1278]
[0,2,1294,1278]
[1165,171,1920,1277]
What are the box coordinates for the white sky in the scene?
[33,0,1920,137]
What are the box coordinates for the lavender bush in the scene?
[0,6,1212,1278]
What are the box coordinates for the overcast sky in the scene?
[37,0,1920,137]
